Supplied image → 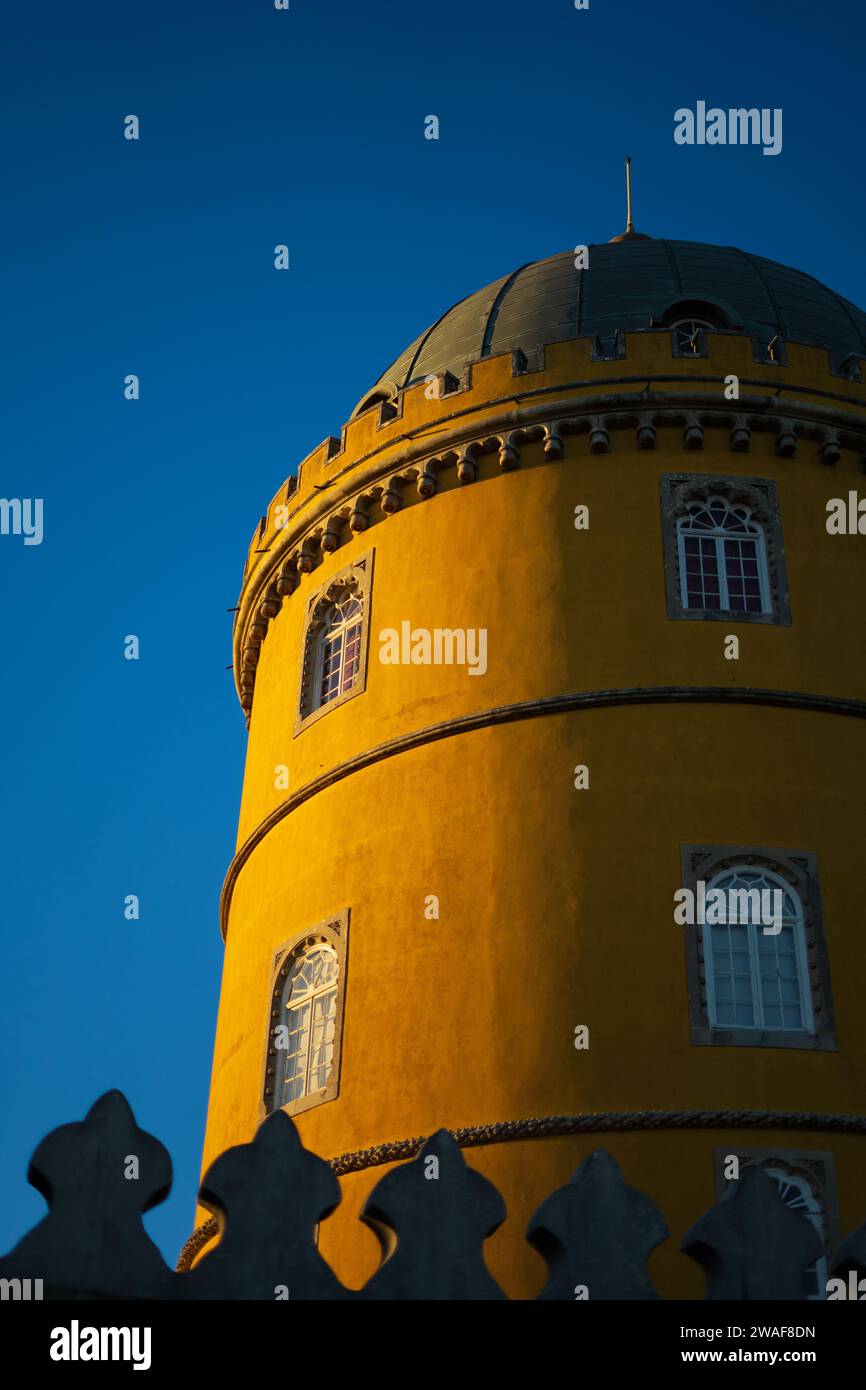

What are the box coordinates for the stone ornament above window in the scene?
[660,474,791,626]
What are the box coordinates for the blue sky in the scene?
[2,0,864,1265]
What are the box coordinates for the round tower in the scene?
[194,234,866,1297]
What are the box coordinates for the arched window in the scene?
[704,866,813,1034]
[272,942,339,1108]
[316,595,363,709]
[659,299,729,356]
[669,316,717,354]
[296,556,373,733]
[677,494,771,614]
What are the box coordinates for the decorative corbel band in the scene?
[233,387,866,719]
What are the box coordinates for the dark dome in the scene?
[356,239,866,412]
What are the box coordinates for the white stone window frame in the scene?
[261,910,350,1121]
[681,845,836,1052]
[661,474,791,627]
[295,553,374,736]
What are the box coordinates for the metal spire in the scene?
[609,157,650,243]
[625,157,634,235]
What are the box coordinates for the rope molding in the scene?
[176,1107,866,1271]
[219,684,866,938]
[234,384,866,717]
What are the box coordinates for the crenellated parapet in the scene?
[232,334,866,722]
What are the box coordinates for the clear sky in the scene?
[2,0,864,1266]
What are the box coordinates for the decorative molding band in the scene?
[220,685,866,938]
[176,1107,866,1271]
[177,1220,219,1272]
[234,386,866,718]
[326,1108,866,1176]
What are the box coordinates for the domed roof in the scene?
[356,239,866,413]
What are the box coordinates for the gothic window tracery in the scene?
[661,475,790,626]
[677,495,771,614]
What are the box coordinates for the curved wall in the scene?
[198,331,866,1295]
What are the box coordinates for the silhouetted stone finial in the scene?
[361,1130,507,1300]
[187,1109,348,1300]
[528,1148,667,1299]
[0,1089,175,1299]
[682,1163,824,1299]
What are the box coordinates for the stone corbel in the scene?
[774,419,797,458]
[542,421,565,460]
[380,477,404,514]
[683,413,704,450]
[416,462,438,498]
[276,558,299,597]
[729,415,751,452]
[320,516,344,553]
[456,445,478,483]
[241,641,261,673]
[820,429,841,466]
[297,538,318,575]
[259,584,282,620]
[498,432,521,471]
[588,416,610,454]
[635,414,657,450]
[348,498,370,532]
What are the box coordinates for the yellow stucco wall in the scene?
[196,331,866,1295]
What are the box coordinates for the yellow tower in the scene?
[192,227,866,1297]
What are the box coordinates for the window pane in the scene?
[709,921,756,1026]
[273,946,339,1108]
[708,869,809,1034]
[317,601,363,709]
[724,537,764,612]
[679,498,769,615]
